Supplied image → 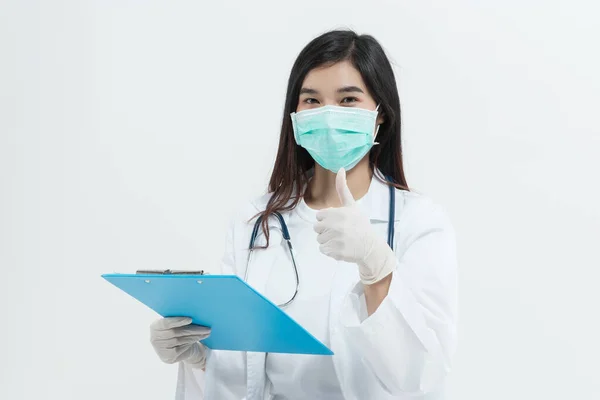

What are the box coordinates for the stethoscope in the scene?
[245,178,396,308]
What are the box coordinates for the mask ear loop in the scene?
[373,104,381,145]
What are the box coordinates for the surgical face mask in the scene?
[290,105,380,173]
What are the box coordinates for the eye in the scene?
[340,97,359,104]
[303,98,320,104]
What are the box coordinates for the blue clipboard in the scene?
[102,273,333,355]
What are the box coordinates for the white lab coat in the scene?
[175,176,457,399]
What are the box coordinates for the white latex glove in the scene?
[150,317,210,368]
[314,168,396,285]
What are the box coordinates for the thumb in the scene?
[336,168,356,207]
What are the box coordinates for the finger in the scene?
[151,317,192,331]
[319,243,338,259]
[316,208,334,222]
[152,325,211,340]
[316,207,344,222]
[336,168,355,207]
[158,343,195,364]
[173,342,202,364]
[313,220,328,234]
[174,325,211,337]
[316,229,337,245]
[152,334,208,349]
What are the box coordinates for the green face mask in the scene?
[290,104,380,173]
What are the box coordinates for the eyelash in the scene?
[303,97,359,104]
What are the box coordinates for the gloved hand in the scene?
[314,168,396,285]
[150,317,211,368]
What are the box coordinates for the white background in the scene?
[1,0,599,399]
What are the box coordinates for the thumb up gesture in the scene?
[314,169,396,285]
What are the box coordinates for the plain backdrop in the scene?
[1,1,599,399]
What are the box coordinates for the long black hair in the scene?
[258,29,408,246]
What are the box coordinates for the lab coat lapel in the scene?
[244,251,270,400]
[243,213,290,400]
[328,258,360,395]
[244,243,270,400]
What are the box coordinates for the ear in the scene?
[376,111,385,126]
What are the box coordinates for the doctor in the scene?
[149,30,457,399]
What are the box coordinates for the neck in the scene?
[304,158,373,209]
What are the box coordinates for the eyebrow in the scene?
[299,87,319,95]
[337,86,364,94]
[299,86,365,95]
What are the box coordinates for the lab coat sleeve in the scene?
[175,218,239,400]
[337,197,458,396]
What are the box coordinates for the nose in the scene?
[318,99,340,107]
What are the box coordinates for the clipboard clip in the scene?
[135,269,205,275]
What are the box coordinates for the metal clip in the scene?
[135,269,205,275]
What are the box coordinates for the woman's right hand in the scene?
[150,317,211,367]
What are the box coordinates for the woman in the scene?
[150,30,457,400]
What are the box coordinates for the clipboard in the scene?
[102,271,333,355]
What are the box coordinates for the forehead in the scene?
[301,60,367,91]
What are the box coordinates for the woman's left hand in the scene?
[314,168,396,285]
